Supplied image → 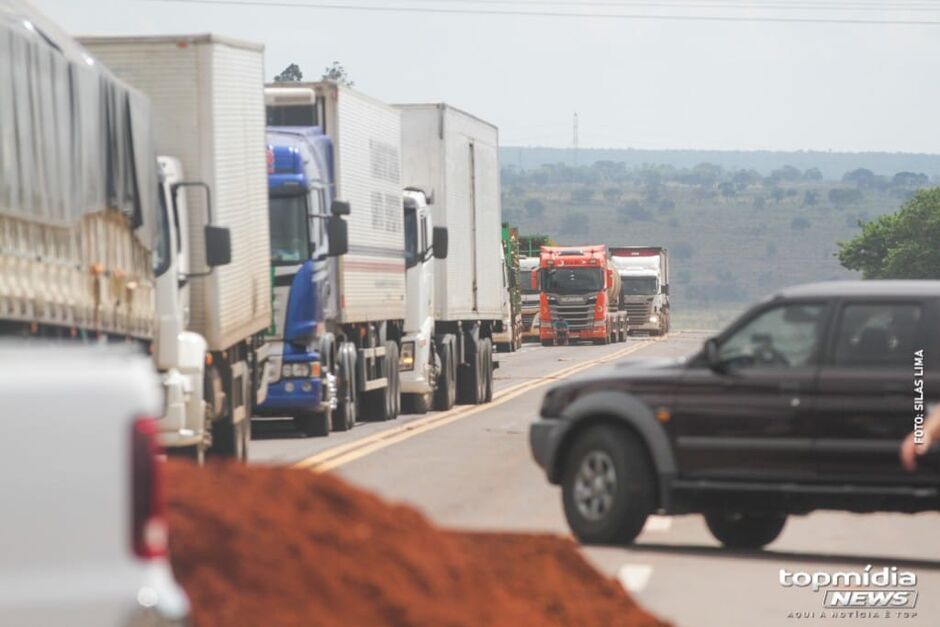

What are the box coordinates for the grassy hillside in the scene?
[501,162,928,320]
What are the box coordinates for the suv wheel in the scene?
[704,512,787,549]
[562,425,655,545]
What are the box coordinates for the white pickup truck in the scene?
[0,346,190,626]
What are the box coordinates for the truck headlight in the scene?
[291,363,311,378]
[281,364,292,379]
[400,341,415,371]
[649,315,660,324]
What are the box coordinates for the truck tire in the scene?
[434,342,456,411]
[387,341,401,419]
[482,338,494,403]
[406,392,432,414]
[457,338,484,405]
[332,345,357,432]
[294,410,331,437]
[562,425,655,545]
[364,341,398,421]
[704,512,787,549]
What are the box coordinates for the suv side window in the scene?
[718,303,826,370]
[832,302,923,367]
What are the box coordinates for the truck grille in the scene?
[623,302,652,326]
[548,303,594,330]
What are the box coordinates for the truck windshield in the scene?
[621,277,658,296]
[269,194,310,265]
[544,267,603,295]
[518,270,538,294]
[404,207,418,269]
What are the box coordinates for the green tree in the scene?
[570,187,594,203]
[274,63,303,82]
[322,61,354,86]
[838,188,940,278]
[791,216,811,231]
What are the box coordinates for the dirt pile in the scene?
[166,461,669,627]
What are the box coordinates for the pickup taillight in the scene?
[131,417,168,559]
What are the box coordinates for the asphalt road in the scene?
[250,332,940,627]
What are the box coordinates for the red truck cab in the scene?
[537,245,628,346]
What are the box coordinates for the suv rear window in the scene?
[832,303,922,367]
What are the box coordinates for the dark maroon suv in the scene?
[530,281,940,548]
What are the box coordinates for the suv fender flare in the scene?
[557,390,677,509]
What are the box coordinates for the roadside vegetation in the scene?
[502,157,937,319]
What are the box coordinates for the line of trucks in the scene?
[0,1,671,462]
[518,246,671,344]
[0,3,526,460]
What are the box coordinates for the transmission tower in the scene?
[572,112,579,166]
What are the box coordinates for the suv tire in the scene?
[704,512,787,549]
[562,425,655,545]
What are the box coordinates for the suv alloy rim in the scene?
[574,450,618,521]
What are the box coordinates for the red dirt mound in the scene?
[166,461,669,627]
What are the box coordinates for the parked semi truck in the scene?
[518,256,541,341]
[610,246,670,335]
[396,103,504,412]
[81,34,273,459]
[1,5,234,462]
[493,224,522,352]
[262,82,404,433]
[537,245,628,346]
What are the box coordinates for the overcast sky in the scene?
[36,0,940,153]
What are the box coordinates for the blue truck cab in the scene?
[257,126,342,436]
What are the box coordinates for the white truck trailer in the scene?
[81,34,272,458]
[396,103,505,412]
[1,3,232,462]
[264,82,406,427]
[610,246,671,335]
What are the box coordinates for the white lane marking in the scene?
[642,515,672,533]
[618,564,653,593]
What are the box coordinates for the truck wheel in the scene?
[482,338,494,403]
[457,338,484,405]
[433,342,456,411]
[364,341,397,421]
[332,346,356,431]
[562,425,655,545]
[406,392,432,414]
[294,410,331,437]
[704,512,787,549]
[386,341,401,419]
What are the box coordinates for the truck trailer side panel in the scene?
[397,104,504,322]
[81,35,271,351]
[321,84,406,324]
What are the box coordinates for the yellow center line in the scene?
[292,337,663,472]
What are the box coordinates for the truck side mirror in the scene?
[204,225,232,267]
[327,216,348,257]
[432,227,448,259]
[331,199,351,216]
[662,284,670,295]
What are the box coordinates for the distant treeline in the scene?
[501,147,940,182]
